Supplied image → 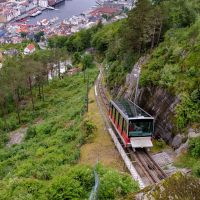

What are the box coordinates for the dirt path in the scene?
[80,87,125,171]
[7,127,28,147]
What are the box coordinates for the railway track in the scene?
[96,69,167,185]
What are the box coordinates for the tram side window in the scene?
[119,115,123,130]
[115,110,120,125]
[112,106,115,118]
[109,104,112,115]
[123,119,127,133]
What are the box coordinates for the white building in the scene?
[24,43,36,55]
[38,0,48,8]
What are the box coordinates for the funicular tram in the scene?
[109,99,154,150]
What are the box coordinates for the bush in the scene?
[46,166,94,199]
[97,165,139,199]
[25,126,37,140]
[1,178,46,200]
[36,122,54,135]
[0,130,8,148]
[176,93,200,129]
[193,161,200,177]
[82,120,97,139]
[189,137,200,158]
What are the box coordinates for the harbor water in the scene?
[28,0,96,25]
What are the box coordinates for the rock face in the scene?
[175,128,200,155]
[136,87,180,145]
[171,134,184,149]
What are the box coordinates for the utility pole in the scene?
[86,73,89,112]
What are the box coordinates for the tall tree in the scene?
[123,0,164,54]
[2,57,23,123]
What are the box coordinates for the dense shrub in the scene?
[193,161,200,177]
[0,68,98,190]
[82,119,97,140]
[0,165,139,199]
[25,126,37,140]
[46,166,94,199]
[140,20,200,128]
[189,137,200,158]
[97,165,139,199]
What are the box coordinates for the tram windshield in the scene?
[128,119,153,137]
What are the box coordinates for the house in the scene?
[102,1,124,10]
[38,0,48,8]
[90,6,120,17]
[24,43,36,55]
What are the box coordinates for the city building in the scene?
[24,43,36,55]
[38,0,48,8]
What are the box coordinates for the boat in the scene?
[31,10,42,17]
[40,19,49,26]
[46,6,55,10]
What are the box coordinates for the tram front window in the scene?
[128,119,153,137]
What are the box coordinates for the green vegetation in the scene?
[126,172,200,200]
[0,164,139,200]
[0,67,97,176]
[175,136,200,177]
[0,24,140,197]
[1,0,200,197]
[151,139,167,153]
[0,65,139,198]
[140,20,200,128]
[45,1,200,131]
[0,41,31,52]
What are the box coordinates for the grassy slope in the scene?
[0,67,139,199]
[0,68,98,198]
[80,87,124,171]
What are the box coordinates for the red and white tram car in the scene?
[109,99,154,149]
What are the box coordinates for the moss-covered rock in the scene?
[126,172,200,200]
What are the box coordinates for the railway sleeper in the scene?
[147,163,155,170]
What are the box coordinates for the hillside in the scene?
[1,0,200,198]
[140,21,200,129]
[50,0,200,197]
[0,65,140,199]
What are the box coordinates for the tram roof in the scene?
[111,99,153,120]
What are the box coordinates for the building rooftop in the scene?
[26,43,35,51]
[90,6,119,16]
[111,99,153,119]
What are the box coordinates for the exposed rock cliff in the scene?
[137,87,180,145]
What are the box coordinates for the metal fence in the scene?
[89,163,100,200]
